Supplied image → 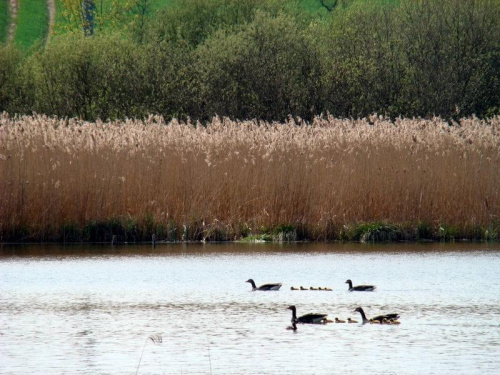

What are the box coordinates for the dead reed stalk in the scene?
[0,113,499,241]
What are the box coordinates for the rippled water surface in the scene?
[1,242,500,374]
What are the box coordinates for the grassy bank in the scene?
[1,114,499,243]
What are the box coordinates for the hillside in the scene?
[3,0,395,48]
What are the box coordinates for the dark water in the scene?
[1,242,499,374]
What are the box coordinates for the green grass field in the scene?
[25,0,401,47]
[299,0,399,14]
[52,0,399,35]
[54,0,175,35]
[14,0,49,48]
[0,0,10,44]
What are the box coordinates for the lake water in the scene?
[1,242,499,374]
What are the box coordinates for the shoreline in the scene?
[1,239,497,245]
[1,220,498,244]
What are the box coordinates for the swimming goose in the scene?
[300,286,309,290]
[354,307,400,324]
[288,305,328,324]
[324,287,333,291]
[389,319,401,325]
[246,279,282,291]
[347,318,358,324]
[335,318,346,323]
[290,286,299,291]
[345,279,376,292]
[310,287,318,291]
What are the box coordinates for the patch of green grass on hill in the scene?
[54,0,175,36]
[299,0,399,15]
[51,0,400,38]
[0,0,9,44]
[14,0,49,48]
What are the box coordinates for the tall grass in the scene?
[0,114,499,242]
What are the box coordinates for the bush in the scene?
[24,34,148,120]
[148,0,304,46]
[0,46,24,112]
[314,0,500,118]
[195,11,321,121]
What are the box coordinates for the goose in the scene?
[354,307,400,325]
[324,287,333,291]
[288,305,328,324]
[310,287,318,291]
[246,279,282,291]
[325,319,334,323]
[389,319,401,325]
[318,287,324,290]
[347,318,358,324]
[335,318,346,323]
[300,286,309,290]
[287,322,298,331]
[345,279,376,292]
[290,286,299,291]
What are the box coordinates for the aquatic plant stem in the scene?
[207,337,213,375]
[135,338,149,375]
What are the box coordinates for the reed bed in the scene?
[0,113,499,242]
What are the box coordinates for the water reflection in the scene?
[0,243,499,374]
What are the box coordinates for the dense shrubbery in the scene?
[1,0,499,121]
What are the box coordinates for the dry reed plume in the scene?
[0,113,499,241]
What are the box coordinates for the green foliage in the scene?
[1,0,500,120]
[194,11,321,121]
[61,222,83,242]
[438,224,459,242]
[238,234,273,242]
[417,221,433,240]
[272,224,298,242]
[313,0,500,119]
[148,0,304,46]
[346,222,403,242]
[483,221,500,241]
[1,218,499,243]
[394,0,500,119]
[273,224,296,235]
[21,33,150,119]
[0,46,23,111]
[238,224,298,242]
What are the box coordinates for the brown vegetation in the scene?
[0,114,499,242]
